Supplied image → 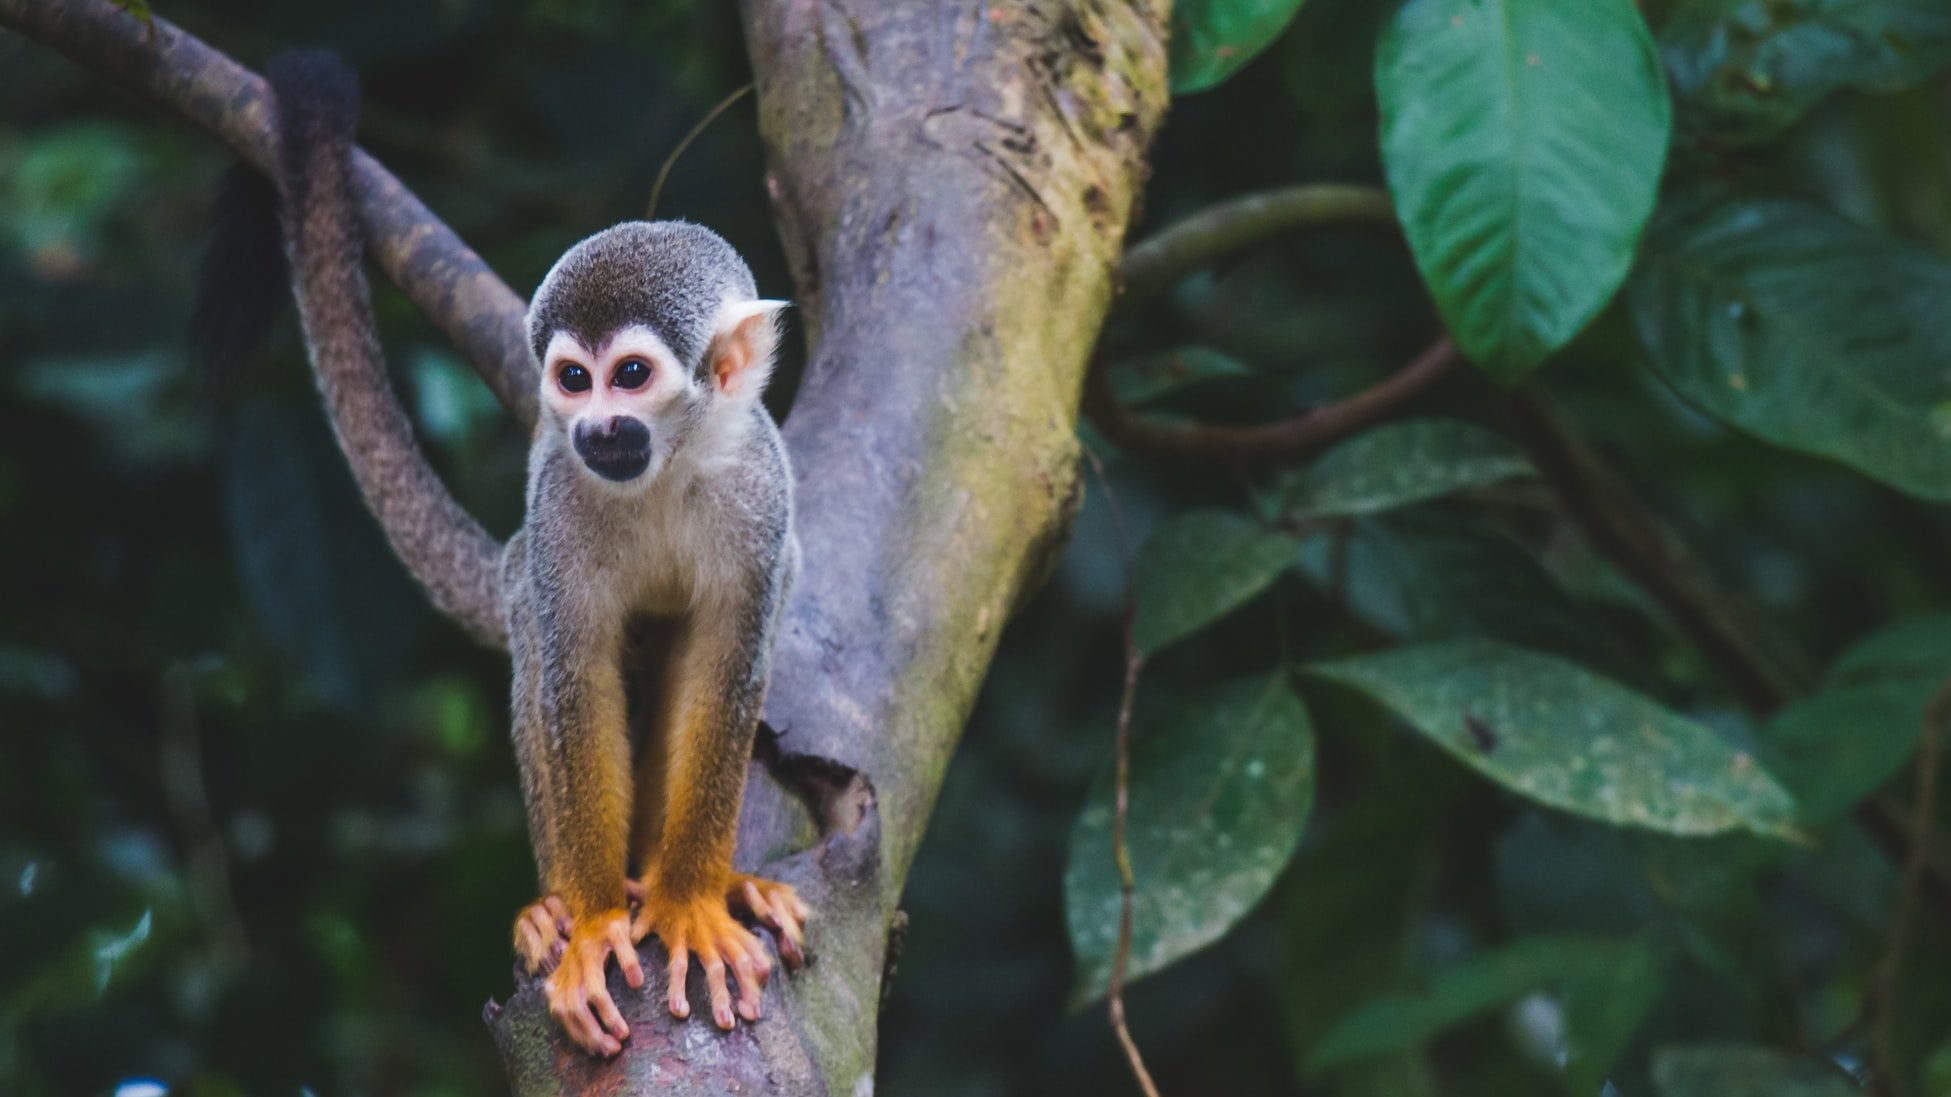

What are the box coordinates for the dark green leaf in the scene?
[1652,1044,1860,1096]
[1662,0,1951,144]
[1308,934,1657,1082]
[1171,0,1310,94]
[1066,676,1316,1002]
[1760,680,1930,826]
[1273,420,1532,519]
[1133,510,1298,654]
[1309,640,1800,838]
[1376,0,1671,378]
[1828,613,1951,687]
[1107,346,1254,406]
[1630,197,1951,500]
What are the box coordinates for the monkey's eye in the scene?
[613,359,651,390]
[557,363,592,393]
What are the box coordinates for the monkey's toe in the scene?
[635,892,770,1028]
[513,898,571,975]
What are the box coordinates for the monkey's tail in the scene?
[249,50,507,646]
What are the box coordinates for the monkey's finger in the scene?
[666,945,693,1020]
[775,916,806,969]
[551,986,613,1056]
[624,878,647,904]
[607,920,644,989]
[580,952,630,1049]
[545,896,571,935]
[526,906,558,947]
[589,983,630,1046]
[703,952,735,1030]
[730,948,766,1022]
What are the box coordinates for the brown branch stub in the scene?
[0,0,538,426]
[1085,336,1458,466]
[1869,678,1951,1097]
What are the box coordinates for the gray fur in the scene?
[528,221,758,379]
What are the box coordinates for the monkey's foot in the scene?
[512,896,571,975]
[631,891,769,1029]
[728,874,811,969]
[545,908,643,1057]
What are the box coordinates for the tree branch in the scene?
[1083,183,1447,466]
[0,0,539,425]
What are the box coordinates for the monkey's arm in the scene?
[630,513,807,1026]
[507,543,641,1057]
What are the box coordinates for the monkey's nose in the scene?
[591,416,649,447]
[574,416,653,482]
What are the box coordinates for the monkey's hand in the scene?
[631,890,770,1029]
[545,908,642,1056]
[512,896,571,975]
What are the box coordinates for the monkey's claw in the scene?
[513,896,571,974]
[545,908,642,1057]
[728,874,811,969]
[633,893,771,1029]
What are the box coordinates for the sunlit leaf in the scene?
[1376,0,1671,378]
[1652,1044,1860,1096]
[1066,676,1316,1003]
[1630,197,1951,500]
[1171,0,1310,94]
[1272,420,1532,519]
[1309,640,1800,838]
[1133,510,1297,654]
[1662,0,1951,144]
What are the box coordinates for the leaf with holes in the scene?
[1171,0,1311,93]
[1630,197,1951,500]
[1308,640,1799,838]
[1066,676,1315,1003]
[1376,0,1671,378]
[1133,510,1298,654]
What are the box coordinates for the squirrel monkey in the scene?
[229,53,809,1056]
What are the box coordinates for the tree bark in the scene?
[1,1,1168,1093]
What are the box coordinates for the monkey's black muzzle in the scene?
[574,416,653,482]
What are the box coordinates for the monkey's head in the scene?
[527,221,785,486]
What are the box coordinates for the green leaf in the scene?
[1066,676,1316,1003]
[1760,680,1931,827]
[1630,197,1951,500]
[1171,0,1310,94]
[1828,613,1951,686]
[1308,934,1658,1083]
[1309,640,1800,838]
[1662,0,1951,145]
[1652,1044,1860,1097]
[1132,510,1298,654]
[1376,0,1672,379]
[1107,346,1254,406]
[1272,420,1532,519]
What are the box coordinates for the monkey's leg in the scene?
[631,604,808,1029]
[514,593,641,1057]
[505,556,575,976]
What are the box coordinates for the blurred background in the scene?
[5,0,1951,1094]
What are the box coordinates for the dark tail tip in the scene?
[265,49,361,187]
[188,162,288,393]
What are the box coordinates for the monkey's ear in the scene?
[707,299,789,402]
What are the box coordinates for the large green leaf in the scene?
[1308,934,1659,1090]
[1271,420,1533,519]
[1066,676,1316,1002]
[1171,0,1310,94]
[1631,197,1951,500]
[1376,0,1672,379]
[1309,640,1799,838]
[1652,1044,1860,1096]
[1760,680,1931,827]
[1133,510,1298,654]
[1662,0,1951,144]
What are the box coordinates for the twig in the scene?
[159,664,248,979]
[1084,337,1457,466]
[1083,185,1439,468]
[1080,446,1162,1097]
[646,83,755,220]
[1501,389,1806,712]
[1869,678,1951,1096]
[0,0,537,425]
